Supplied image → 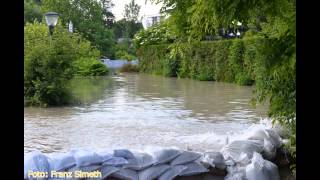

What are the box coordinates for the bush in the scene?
[115,50,135,61]
[24,22,102,106]
[73,57,108,76]
[133,22,175,49]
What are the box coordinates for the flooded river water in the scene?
[24,73,268,153]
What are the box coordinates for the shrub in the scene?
[133,22,175,49]
[138,39,254,84]
[73,57,108,76]
[24,22,102,106]
[115,50,135,61]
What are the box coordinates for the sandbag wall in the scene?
[24,127,284,180]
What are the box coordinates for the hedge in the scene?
[137,38,264,86]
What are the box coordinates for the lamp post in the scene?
[44,12,59,36]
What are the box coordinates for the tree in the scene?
[101,0,115,27]
[24,0,42,24]
[124,0,141,22]
[112,19,143,39]
[41,0,116,57]
[24,22,103,106]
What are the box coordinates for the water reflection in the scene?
[24,73,268,153]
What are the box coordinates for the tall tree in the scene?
[124,0,141,22]
[101,0,115,27]
[24,0,42,24]
[41,0,116,57]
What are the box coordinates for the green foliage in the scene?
[24,0,42,24]
[133,22,175,49]
[115,50,135,61]
[41,0,116,57]
[124,0,141,22]
[112,19,143,39]
[119,64,139,73]
[113,39,137,61]
[229,39,253,85]
[73,57,108,76]
[24,22,102,106]
[138,39,258,83]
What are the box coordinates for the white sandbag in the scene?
[247,129,269,141]
[224,171,246,180]
[24,151,50,179]
[202,152,226,169]
[245,152,280,180]
[72,150,103,167]
[123,152,155,170]
[114,149,135,159]
[247,129,278,160]
[110,168,139,180]
[265,129,282,148]
[138,164,170,180]
[47,152,76,171]
[158,165,187,180]
[224,164,246,180]
[221,140,264,163]
[102,156,129,166]
[262,138,277,160]
[96,150,114,162]
[99,165,120,179]
[225,159,236,166]
[170,151,202,166]
[235,152,251,166]
[179,162,209,176]
[152,149,181,165]
[247,129,282,149]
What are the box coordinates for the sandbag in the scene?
[247,129,282,149]
[179,162,209,176]
[102,156,128,166]
[110,168,138,180]
[158,165,187,180]
[224,171,246,180]
[99,165,120,179]
[72,150,102,167]
[138,164,170,180]
[114,149,135,159]
[47,152,76,171]
[123,152,154,170]
[202,152,226,170]
[262,138,277,161]
[24,151,50,180]
[245,152,280,180]
[224,164,246,180]
[265,129,282,148]
[221,140,264,164]
[247,129,269,141]
[96,150,114,162]
[170,151,202,166]
[152,149,181,165]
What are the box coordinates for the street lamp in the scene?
[44,12,59,36]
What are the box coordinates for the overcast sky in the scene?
[110,0,163,21]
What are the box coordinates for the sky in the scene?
[110,0,163,21]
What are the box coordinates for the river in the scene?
[24,73,268,154]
